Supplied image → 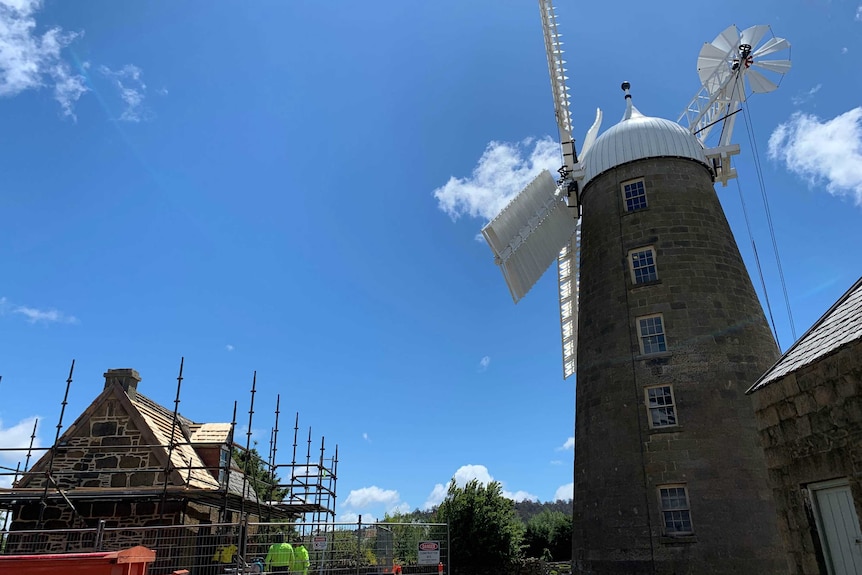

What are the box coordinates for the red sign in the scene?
[419,542,439,551]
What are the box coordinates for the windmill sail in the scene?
[482,170,578,303]
[558,227,579,380]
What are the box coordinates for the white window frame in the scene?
[629,246,658,285]
[638,314,668,355]
[218,446,230,486]
[621,178,648,212]
[645,385,678,429]
[658,484,694,536]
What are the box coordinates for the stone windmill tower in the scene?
[478,5,793,573]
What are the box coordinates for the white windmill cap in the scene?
[581,83,709,188]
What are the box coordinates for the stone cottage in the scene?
[0,368,302,533]
[748,277,862,574]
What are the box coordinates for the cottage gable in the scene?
[17,382,186,491]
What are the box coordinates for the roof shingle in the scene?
[749,277,862,392]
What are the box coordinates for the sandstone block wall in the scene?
[752,339,862,574]
[574,157,784,574]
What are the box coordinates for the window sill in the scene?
[660,535,697,545]
[623,207,650,216]
[635,352,672,361]
[647,425,682,435]
[632,279,661,289]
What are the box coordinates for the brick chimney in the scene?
[104,368,141,399]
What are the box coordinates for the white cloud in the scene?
[791,83,821,106]
[225,344,234,352]
[433,137,560,222]
[423,483,447,510]
[842,47,849,55]
[505,489,538,502]
[0,416,42,487]
[768,108,862,205]
[452,464,494,486]
[0,0,88,118]
[556,437,574,451]
[1,297,78,324]
[344,486,400,509]
[554,482,573,502]
[389,502,411,515]
[422,464,537,509]
[14,306,77,323]
[100,64,150,122]
[856,5,862,21]
[362,432,370,442]
[478,356,490,371]
[549,460,563,466]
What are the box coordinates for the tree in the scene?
[434,480,524,575]
[523,510,572,561]
[233,447,289,502]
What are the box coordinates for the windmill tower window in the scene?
[658,485,694,535]
[622,178,648,212]
[638,314,667,354]
[629,247,658,284]
[645,385,678,428]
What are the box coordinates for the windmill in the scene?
[480,3,791,380]
[470,4,795,571]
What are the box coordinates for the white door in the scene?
[811,479,862,575]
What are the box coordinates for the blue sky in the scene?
[1,0,861,523]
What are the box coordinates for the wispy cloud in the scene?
[0,0,88,118]
[556,436,574,451]
[478,356,491,372]
[1,297,78,324]
[791,84,821,106]
[856,5,862,21]
[362,432,370,442]
[433,137,560,223]
[842,47,849,55]
[554,482,573,502]
[768,107,862,205]
[225,344,235,352]
[100,64,150,122]
[549,460,563,466]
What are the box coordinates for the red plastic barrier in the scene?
[0,545,156,575]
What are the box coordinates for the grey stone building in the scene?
[571,94,785,573]
[748,277,862,574]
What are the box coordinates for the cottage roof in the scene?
[130,393,222,490]
[749,276,862,392]
[190,423,233,444]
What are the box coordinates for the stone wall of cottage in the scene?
[21,396,168,492]
[752,339,862,574]
[8,394,225,537]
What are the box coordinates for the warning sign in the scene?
[313,535,328,551]
[417,541,440,565]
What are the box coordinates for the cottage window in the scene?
[659,485,693,535]
[622,179,647,212]
[629,247,658,284]
[645,385,677,428]
[638,314,667,355]
[219,446,230,486]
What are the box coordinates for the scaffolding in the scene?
[0,360,339,532]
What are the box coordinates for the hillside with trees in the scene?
[385,482,573,573]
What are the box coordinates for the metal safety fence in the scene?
[0,520,450,575]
